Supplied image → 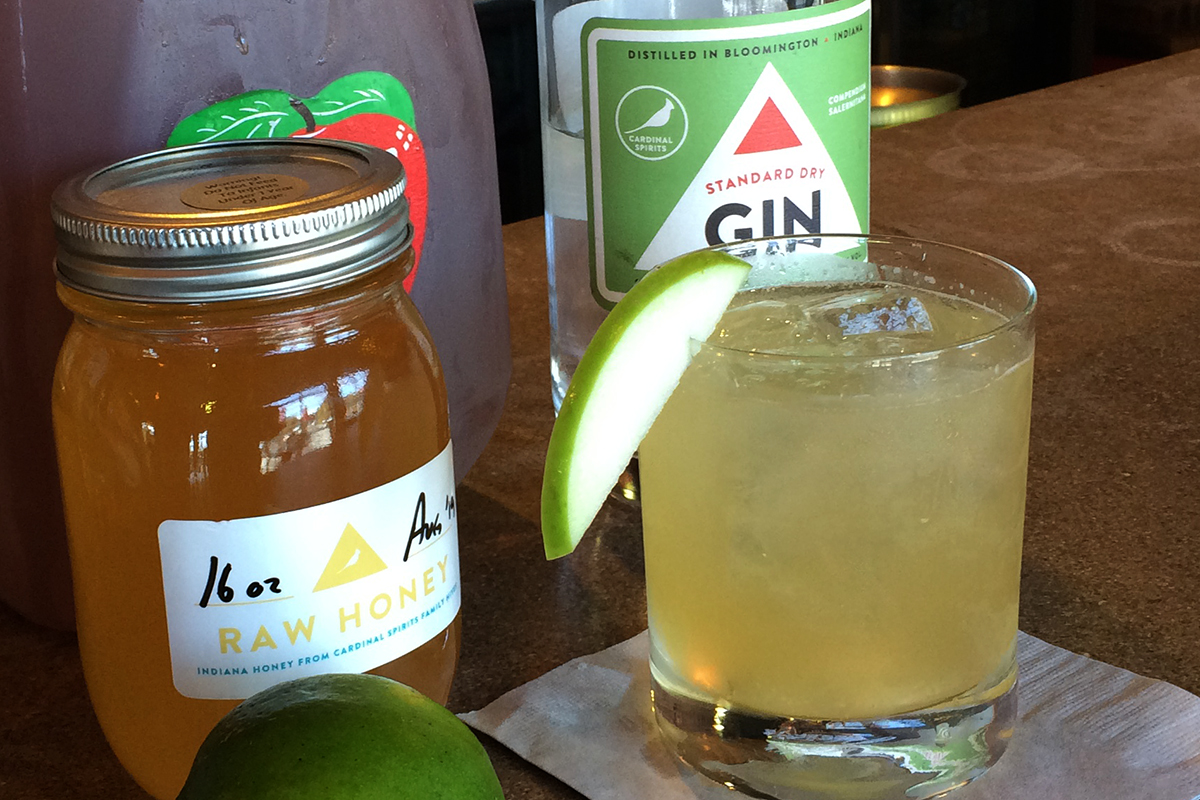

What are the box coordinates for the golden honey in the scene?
[51,141,461,799]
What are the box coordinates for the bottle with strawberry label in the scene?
[0,0,509,631]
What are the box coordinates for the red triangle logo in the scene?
[735,99,802,155]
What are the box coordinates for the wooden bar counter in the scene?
[3,51,1199,799]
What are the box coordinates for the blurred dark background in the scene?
[473,0,1200,224]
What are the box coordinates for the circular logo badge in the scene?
[615,86,688,161]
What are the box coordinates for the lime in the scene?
[541,249,752,559]
[177,673,504,800]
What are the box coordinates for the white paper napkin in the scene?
[461,631,1200,800]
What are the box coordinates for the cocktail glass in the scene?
[640,234,1036,800]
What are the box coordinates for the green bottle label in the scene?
[582,0,871,308]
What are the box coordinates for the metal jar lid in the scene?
[51,139,412,303]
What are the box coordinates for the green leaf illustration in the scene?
[167,90,306,146]
[306,71,416,128]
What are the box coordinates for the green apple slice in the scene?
[541,250,752,559]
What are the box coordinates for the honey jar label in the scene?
[157,443,459,700]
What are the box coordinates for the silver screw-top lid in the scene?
[51,140,412,303]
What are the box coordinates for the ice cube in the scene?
[839,295,933,336]
[714,286,940,358]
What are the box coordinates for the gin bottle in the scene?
[536,0,871,408]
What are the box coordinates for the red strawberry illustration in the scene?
[168,72,428,291]
[292,114,428,292]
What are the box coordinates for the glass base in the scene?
[651,674,1017,800]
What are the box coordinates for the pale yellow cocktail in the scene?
[639,236,1035,799]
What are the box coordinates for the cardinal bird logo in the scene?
[623,98,675,135]
[615,86,689,161]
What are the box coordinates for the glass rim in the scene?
[687,233,1037,362]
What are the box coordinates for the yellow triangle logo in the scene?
[313,524,388,592]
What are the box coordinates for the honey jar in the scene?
[50,141,461,799]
